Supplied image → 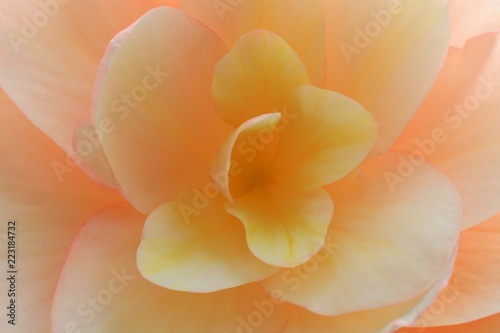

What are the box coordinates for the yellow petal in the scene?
[52,204,292,333]
[212,30,310,127]
[137,193,278,292]
[94,7,231,214]
[326,0,450,155]
[226,185,334,268]
[261,152,461,315]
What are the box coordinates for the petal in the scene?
[394,32,500,229]
[270,85,378,189]
[212,30,310,127]
[398,312,500,333]
[326,0,450,155]
[0,0,177,153]
[450,0,500,47]
[137,193,278,293]
[94,7,232,214]
[52,204,291,333]
[282,255,457,333]
[410,214,500,327]
[226,185,334,268]
[180,0,326,86]
[260,152,462,315]
[0,90,120,332]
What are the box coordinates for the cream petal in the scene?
[51,204,292,333]
[261,152,461,315]
[94,7,232,214]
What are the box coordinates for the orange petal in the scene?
[326,0,450,155]
[260,152,461,315]
[397,312,500,333]
[395,32,500,229]
[94,7,231,214]
[0,0,177,154]
[180,0,326,86]
[212,30,310,127]
[450,0,500,47]
[52,204,292,333]
[409,214,500,327]
[137,193,278,292]
[0,90,120,332]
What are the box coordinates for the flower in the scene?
[0,0,499,332]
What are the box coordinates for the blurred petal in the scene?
[398,312,500,333]
[180,0,325,85]
[212,30,310,127]
[326,0,450,155]
[0,90,120,333]
[52,204,291,333]
[0,0,177,153]
[395,32,500,229]
[450,0,500,47]
[261,152,461,315]
[94,7,231,214]
[410,214,500,327]
[137,194,278,292]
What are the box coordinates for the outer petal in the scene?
[282,255,457,333]
[409,214,500,327]
[212,30,310,127]
[326,0,450,155]
[94,7,232,214]
[398,312,500,333]
[261,152,461,316]
[0,90,120,333]
[137,193,278,292]
[394,32,500,229]
[0,0,177,154]
[450,0,500,47]
[180,0,325,86]
[51,204,291,333]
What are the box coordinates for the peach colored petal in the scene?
[52,204,292,333]
[397,312,500,333]
[394,32,500,229]
[0,0,177,154]
[94,7,232,214]
[450,0,500,47]
[260,152,461,316]
[137,194,278,292]
[281,255,457,333]
[409,214,500,327]
[212,30,310,127]
[326,0,450,156]
[180,0,326,86]
[0,90,120,333]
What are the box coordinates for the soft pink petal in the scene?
[0,90,120,333]
[395,32,500,229]
[326,0,450,155]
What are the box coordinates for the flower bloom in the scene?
[0,1,499,333]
